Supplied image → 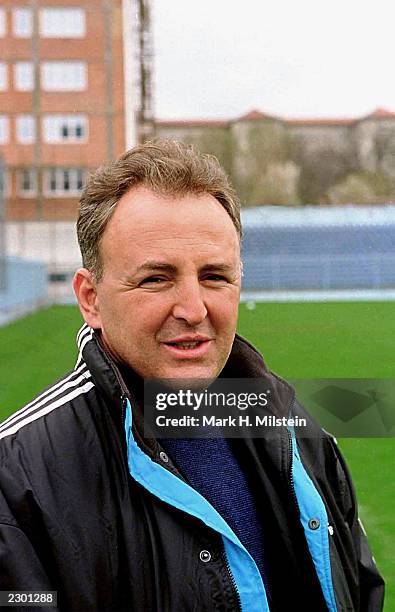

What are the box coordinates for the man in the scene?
[0,141,384,611]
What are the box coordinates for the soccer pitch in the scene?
[0,302,393,608]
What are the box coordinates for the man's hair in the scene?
[77,139,241,281]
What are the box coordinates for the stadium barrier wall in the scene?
[0,257,49,325]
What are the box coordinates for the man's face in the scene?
[84,186,241,381]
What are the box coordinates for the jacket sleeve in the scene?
[0,522,54,591]
[330,437,385,612]
[0,484,60,611]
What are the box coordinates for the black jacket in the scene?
[0,325,384,611]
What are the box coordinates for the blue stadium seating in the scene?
[241,225,395,290]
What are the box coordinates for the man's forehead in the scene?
[98,187,241,274]
[108,186,237,233]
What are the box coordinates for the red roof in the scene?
[156,108,395,128]
[288,108,395,125]
[234,109,279,122]
[366,107,395,119]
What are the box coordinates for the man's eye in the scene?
[203,275,228,282]
[140,276,167,285]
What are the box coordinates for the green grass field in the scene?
[0,303,394,609]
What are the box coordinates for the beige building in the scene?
[157,108,395,205]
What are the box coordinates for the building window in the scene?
[45,168,85,196]
[13,8,33,38]
[16,115,36,144]
[0,116,9,144]
[42,115,88,143]
[14,62,34,91]
[39,8,86,38]
[17,168,37,196]
[0,62,8,91]
[41,61,87,92]
[0,9,6,37]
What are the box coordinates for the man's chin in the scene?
[152,366,220,390]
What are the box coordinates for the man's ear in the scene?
[73,268,102,329]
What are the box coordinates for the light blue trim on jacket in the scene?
[124,399,269,612]
[288,426,337,611]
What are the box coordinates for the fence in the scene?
[241,254,395,291]
[241,215,395,294]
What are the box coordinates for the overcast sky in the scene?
[152,0,395,121]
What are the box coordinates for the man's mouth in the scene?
[162,337,212,358]
[166,340,204,350]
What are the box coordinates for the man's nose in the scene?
[171,280,208,325]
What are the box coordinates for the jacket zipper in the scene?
[121,394,127,427]
[221,547,242,612]
[285,395,299,513]
[286,429,299,511]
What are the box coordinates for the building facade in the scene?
[0,0,144,222]
[157,108,395,206]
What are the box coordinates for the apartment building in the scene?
[0,0,142,221]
